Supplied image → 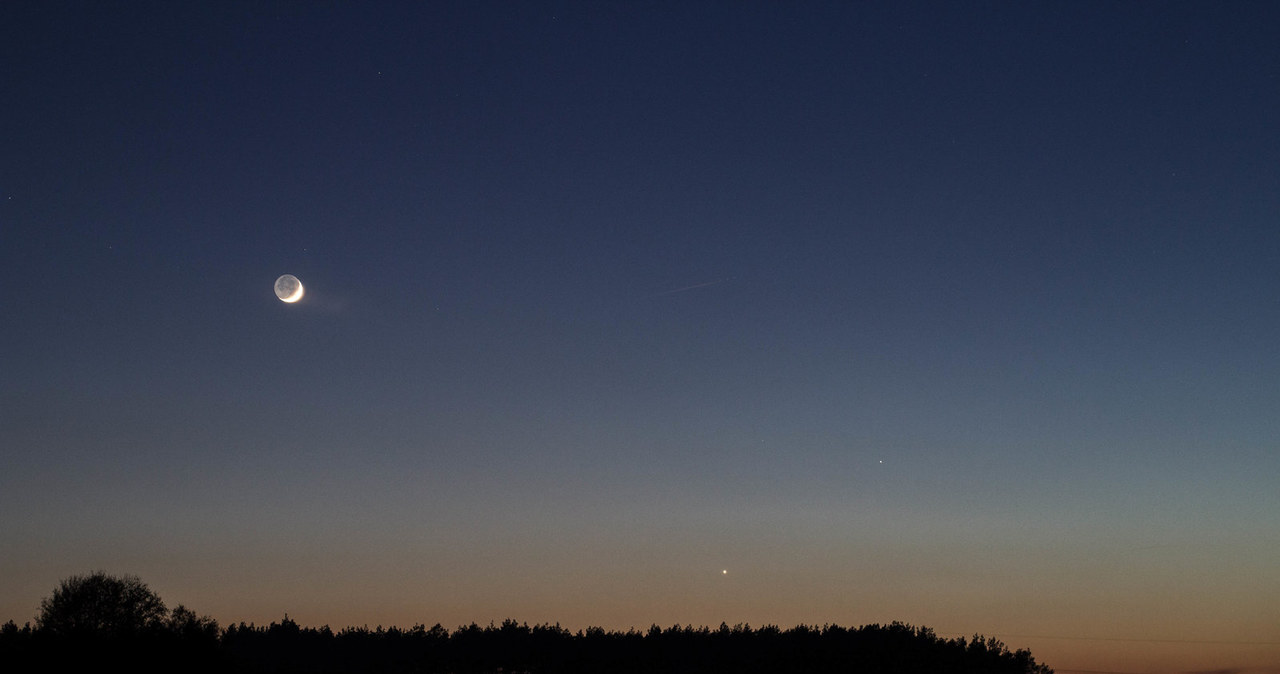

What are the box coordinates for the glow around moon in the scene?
[274,274,304,303]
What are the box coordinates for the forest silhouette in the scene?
[1,572,1054,673]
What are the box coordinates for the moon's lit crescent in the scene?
[274,274,304,303]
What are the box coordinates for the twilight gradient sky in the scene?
[3,2,1279,672]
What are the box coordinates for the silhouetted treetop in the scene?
[6,573,1054,673]
[36,571,168,638]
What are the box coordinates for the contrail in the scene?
[651,277,734,297]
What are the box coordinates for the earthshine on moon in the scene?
[274,274,304,303]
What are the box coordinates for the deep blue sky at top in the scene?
[2,2,1279,663]
[8,1,1277,424]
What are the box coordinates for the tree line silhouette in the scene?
[0,572,1054,674]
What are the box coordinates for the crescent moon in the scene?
[274,274,304,303]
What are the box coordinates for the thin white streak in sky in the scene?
[651,277,734,297]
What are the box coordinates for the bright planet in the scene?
[274,274,304,303]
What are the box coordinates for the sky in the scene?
[2,1,1279,672]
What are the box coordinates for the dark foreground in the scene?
[2,618,1052,674]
